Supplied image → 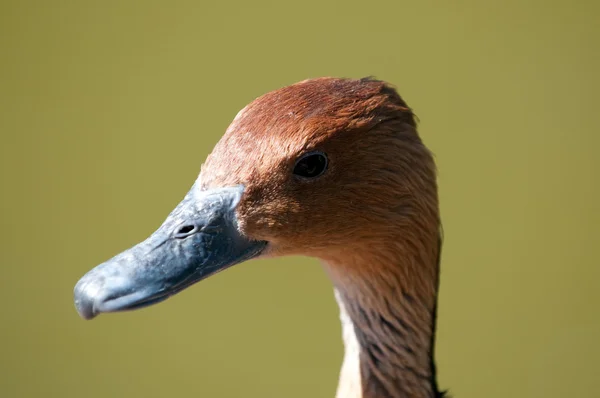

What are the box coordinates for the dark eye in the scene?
[293,151,328,179]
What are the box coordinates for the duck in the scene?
[74,77,446,398]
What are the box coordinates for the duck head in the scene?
[74,77,439,320]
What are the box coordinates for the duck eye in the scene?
[293,151,328,179]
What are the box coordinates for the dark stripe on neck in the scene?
[337,293,438,398]
[336,230,448,398]
[430,229,448,398]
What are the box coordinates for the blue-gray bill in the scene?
[73,185,267,320]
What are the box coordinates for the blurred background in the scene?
[1,1,598,397]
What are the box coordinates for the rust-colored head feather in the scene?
[200,78,438,274]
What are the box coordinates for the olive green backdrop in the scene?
[1,1,598,397]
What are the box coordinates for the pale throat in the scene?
[334,288,362,398]
[323,247,441,398]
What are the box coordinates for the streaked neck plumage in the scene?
[324,237,443,398]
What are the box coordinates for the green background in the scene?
[1,1,598,397]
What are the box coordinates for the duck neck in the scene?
[324,238,443,398]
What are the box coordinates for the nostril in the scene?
[174,224,198,238]
[178,225,195,234]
